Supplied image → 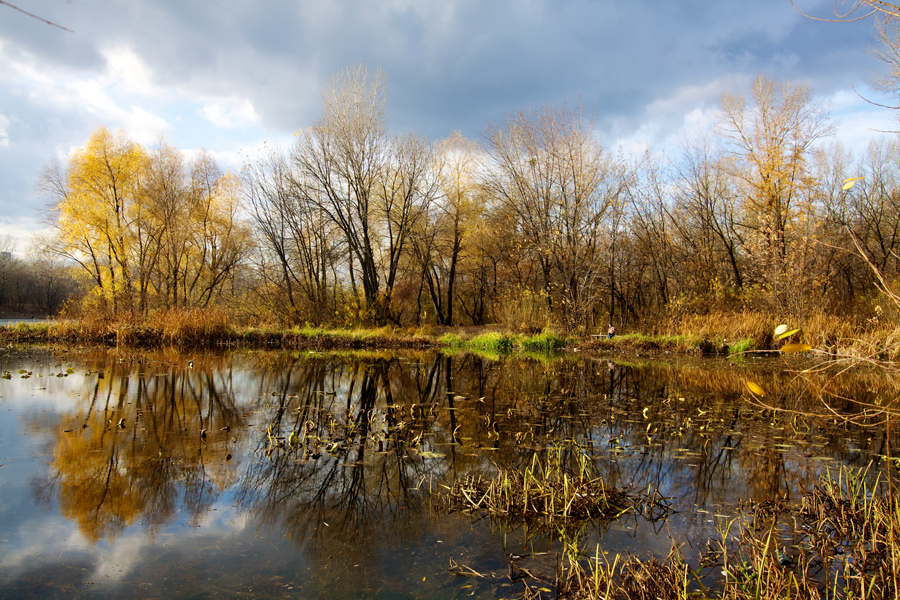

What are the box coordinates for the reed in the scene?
[553,463,900,599]
[442,441,670,532]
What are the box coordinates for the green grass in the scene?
[439,329,571,358]
[727,337,753,355]
[521,329,569,352]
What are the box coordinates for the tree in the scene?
[43,126,145,313]
[41,127,251,316]
[180,153,252,308]
[412,132,483,326]
[291,66,436,324]
[718,75,833,309]
[244,146,340,324]
[672,137,746,297]
[484,105,625,329]
[137,139,183,312]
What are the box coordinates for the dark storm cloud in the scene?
[0,0,890,236]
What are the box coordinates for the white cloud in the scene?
[200,97,259,129]
[0,113,9,147]
[102,44,163,98]
[828,88,900,153]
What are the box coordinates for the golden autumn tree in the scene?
[44,126,146,314]
[718,75,833,311]
[41,127,252,315]
[180,158,252,307]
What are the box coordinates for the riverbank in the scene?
[0,306,893,358]
[0,316,853,358]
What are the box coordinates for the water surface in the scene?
[0,347,892,598]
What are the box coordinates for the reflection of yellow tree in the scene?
[49,351,245,543]
[54,421,141,543]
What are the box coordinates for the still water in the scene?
[0,347,892,598]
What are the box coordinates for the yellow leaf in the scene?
[781,343,812,354]
[746,381,766,397]
[842,177,864,190]
[777,328,800,340]
[774,324,788,336]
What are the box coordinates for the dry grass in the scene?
[0,309,435,349]
[662,309,900,357]
[441,441,672,533]
[549,463,900,600]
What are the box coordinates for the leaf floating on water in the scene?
[781,343,812,354]
[777,328,799,340]
[774,324,788,337]
[746,381,766,397]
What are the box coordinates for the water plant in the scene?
[547,463,900,599]
[441,440,671,532]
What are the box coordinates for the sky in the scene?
[1,0,898,252]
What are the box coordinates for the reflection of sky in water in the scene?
[0,348,886,598]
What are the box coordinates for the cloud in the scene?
[200,97,259,129]
[0,0,893,240]
[0,113,9,147]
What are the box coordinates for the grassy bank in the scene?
[2,308,900,358]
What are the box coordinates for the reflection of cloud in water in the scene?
[195,499,250,531]
[91,500,251,584]
[1,496,254,587]
[0,514,91,572]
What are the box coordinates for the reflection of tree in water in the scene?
[36,348,896,564]
[234,355,450,578]
[49,353,246,542]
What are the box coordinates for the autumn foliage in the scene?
[41,126,252,317]
[37,70,900,335]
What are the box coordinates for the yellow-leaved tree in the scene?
[41,126,252,316]
[53,126,145,313]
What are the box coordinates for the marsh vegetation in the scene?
[0,345,896,599]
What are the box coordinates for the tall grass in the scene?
[442,441,670,532]
[553,463,900,599]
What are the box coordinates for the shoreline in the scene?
[0,320,822,359]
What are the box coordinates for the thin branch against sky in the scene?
[0,0,72,33]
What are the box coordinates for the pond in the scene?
[0,346,894,598]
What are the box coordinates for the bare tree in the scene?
[412,132,484,325]
[484,105,625,329]
[244,146,340,323]
[291,65,436,324]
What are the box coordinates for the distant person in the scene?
[607,324,615,339]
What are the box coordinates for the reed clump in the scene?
[442,442,670,530]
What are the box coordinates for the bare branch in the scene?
[0,0,73,33]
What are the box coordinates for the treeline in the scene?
[0,242,81,317]
[38,68,900,331]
